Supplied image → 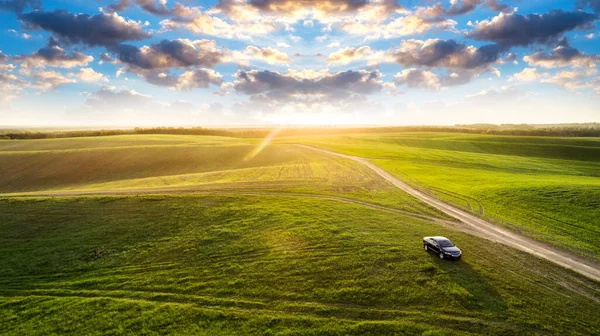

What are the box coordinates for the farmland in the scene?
[0,135,440,217]
[286,133,600,260]
[0,133,599,335]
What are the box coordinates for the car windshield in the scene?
[439,240,455,247]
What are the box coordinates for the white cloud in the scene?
[73,68,108,83]
[510,68,544,82]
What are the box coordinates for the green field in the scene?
[0,196,598,335]
[285,133,600,260]
[0,133,599,335]
[0,135,441,217]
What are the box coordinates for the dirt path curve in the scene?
[299,145,600,283]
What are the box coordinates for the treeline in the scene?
[1,127,241,140]
[2,125,600,140]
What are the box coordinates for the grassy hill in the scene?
[0,135,444,217]
[0,195,598,335]
[285,133,600,260]
[0,133,598,335]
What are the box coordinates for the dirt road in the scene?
[300,145,600,283]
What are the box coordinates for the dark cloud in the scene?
[419,0,511,17]
[228,68,388,118]
[233,69,384,105]
[389,39,502,88]
[466,10,598,48]
[523,39,599,69]
[218,0,371,16]
[106,0,192,17]
[14,39,94,68]
[391,39,500,70]
[19,10,151,47]
[116,39,224,70]
[447,0,511,15]
[0,50,7,62]
[115,39,225,90]
[0,0,40,14]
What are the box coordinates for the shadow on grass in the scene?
[427,252,508,317]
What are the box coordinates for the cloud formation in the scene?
[19,68,76,91]
[232,69,384,106]
[523,39,599,69]
[19,10,151,47]
[327,46,375,64]
[73,68,107,83]
[510,68,543,82]
[422,0,511,17]
[107,0,193,16]
[114,39,225,89]
[117,39,224,70]
[216,0,400,22]
[394,69,441,90]
[467,10,598,48]
[14,39,94,68]
[0,63,21,101]
[160,9,277,40]
[1,0,599,124]
[233,46,291,65]
[391,39,500,71]
[340,11,457,39]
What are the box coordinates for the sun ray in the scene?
[244,128,281,161]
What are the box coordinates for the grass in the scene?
[282,133,600,260]
[1,133,598,334]
[0,134,241,152]
[0,135,443,218]
[0,195,598,335]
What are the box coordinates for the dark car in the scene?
[423,236,462,260]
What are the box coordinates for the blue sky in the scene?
[0,0,599,126]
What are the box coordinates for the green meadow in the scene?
[284,133,600,260]
[0,133,599,335]
[0,196,598,335]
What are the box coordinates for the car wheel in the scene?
[439,252,444,259]
[424,245,428,251]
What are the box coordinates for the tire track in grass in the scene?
[0,288,521,330]
[299,145,600,283]
[0,189,453,227]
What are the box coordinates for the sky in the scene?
[0,0,599,126]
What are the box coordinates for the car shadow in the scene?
[427,251,508,317]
